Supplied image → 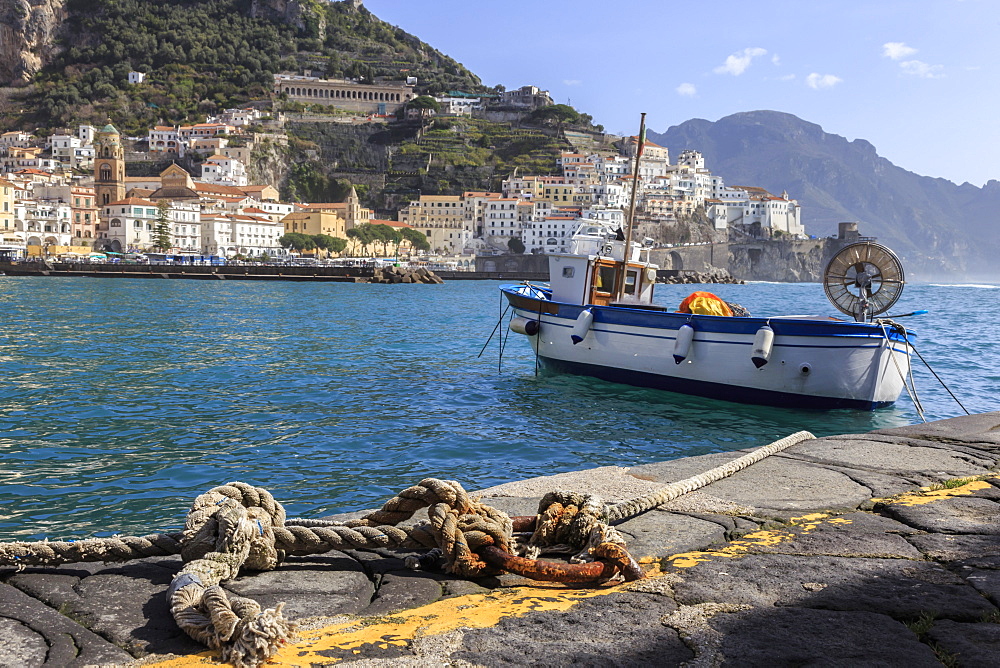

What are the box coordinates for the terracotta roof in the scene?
[194,182,246,196]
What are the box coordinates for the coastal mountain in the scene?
[648,111,1000,279]
[0,0,485,133]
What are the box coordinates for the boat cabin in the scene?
[548,223,659,308]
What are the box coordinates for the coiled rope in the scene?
[0,432,814,667]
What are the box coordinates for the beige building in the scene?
[0,177,15,244]
[281,210,346,239]
[274,74,415,114]
[397,194,469,253]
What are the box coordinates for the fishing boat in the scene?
[499,114,914,410]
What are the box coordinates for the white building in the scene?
[200,212,284,257]
[705,187,803,237]
[201,154,248,187]
[167,201,202,253]
[523,212,579,254]
[434,96,481,116]
[128,71,146,85]
[219,108,263,127]
[482,198,522,239]
[148,126,184,156]
[101,198,204,252]
[229,213,285,257]
[14,199,73,248]
[200,213,233,257]
[77,124,97,145]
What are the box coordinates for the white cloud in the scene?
[899,60,944,78]
[778,74,796,81]
[563,79,581,86]
[771,54,781,66]
[714,47,767,76]
[883,42,917,61]
[676,83,697,97]
[882,42,944,78]
[806,73,842,89]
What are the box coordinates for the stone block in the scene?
[926,619,1000,668]
[630,455,872,515]
[453,591,690,667]
[673,553,996,621]
[0,581,133,667]
[223,553,374,620]
[712,607,941,667]
[879,497,1000,535]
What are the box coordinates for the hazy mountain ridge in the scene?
[648,111,1000,279]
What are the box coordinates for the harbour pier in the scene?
[2,412,1000,666]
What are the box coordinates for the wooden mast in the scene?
[616,112,646,301]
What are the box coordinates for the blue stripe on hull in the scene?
[539,356,892,411]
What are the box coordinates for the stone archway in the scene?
[669,251,683,270]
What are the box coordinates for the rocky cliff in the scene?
[648,111,1000,279]
[0,0,67,85]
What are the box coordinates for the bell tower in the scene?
[345,184,361,228]
[94,121,125,207]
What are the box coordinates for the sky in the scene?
[364,0,999,187]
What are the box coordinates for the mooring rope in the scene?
[517,430,815,561]
[606,430,814,522]
[0,432,815,667]
[879,320,926,422]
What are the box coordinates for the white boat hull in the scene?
[503,285,913,410]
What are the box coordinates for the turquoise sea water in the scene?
[0,276,995,541]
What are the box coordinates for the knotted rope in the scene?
[0,431,814,667]
[165,479,513,667]
[519,430,816,561]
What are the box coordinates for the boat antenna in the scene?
[617,112,646,300]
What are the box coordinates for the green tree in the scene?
[312,233,347,256]
[278,232,316,252]
[507,237,526,254]
[346,224,375,256]
[152,200,172,252]
[400,227,430,254]
[529,104,581,134]
[370,224,402,256]
[407,95,441,133]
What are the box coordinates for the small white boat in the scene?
[501,223,914,410]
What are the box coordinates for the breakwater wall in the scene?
[0,262,547,283]
[0,262,370,282]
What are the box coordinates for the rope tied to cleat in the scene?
[0,431,814,667]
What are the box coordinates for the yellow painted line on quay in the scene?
[144,574,649,668]
[873,474,998,507]
[666,512,843,569]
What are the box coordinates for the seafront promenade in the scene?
[2,412,1000,666]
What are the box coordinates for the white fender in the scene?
[570,309,594,344]
[509,316,539,336]
[751,325,774,368]
[673,324,695,364]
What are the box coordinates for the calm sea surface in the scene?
[0,276,996,541]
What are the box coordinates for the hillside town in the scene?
[0,74,804,264]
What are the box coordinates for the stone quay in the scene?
[2,412,1000,666]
